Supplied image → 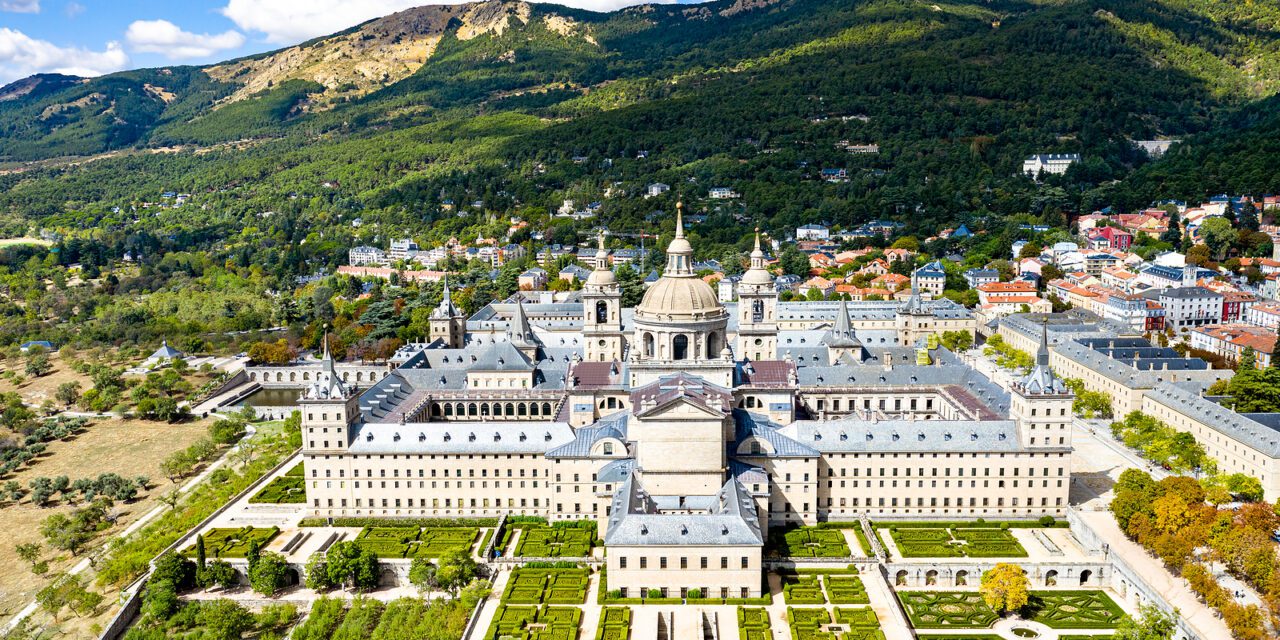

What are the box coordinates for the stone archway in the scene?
[1080,569,1093,586]
[1045,570,1058,587]
[895,570,908,586]
[925,570,938,586]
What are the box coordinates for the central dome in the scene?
[635,206,726,322]
[637,275,724,319]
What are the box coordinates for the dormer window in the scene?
[443,433,451,442]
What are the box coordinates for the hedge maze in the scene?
[738,607,771,640]
[485,605,581,640]
[770,527,851,557]
[783,575,827,605]
[1026,591,1125,629]
[249,463,306,504]
[594,607,631,640]
[887,527,1026,558]
[186,526,279,558]
[501,568,590,605]
[514,526,594,557]
[352,526,477,559]
[897,591,1000,628]
[825,575,870,605]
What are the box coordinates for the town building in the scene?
[1022,154,1079,177]
[349,246,388,266]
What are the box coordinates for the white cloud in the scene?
[0,0,39,14]
[0,28,127,83]
[125,19,245,60]
[64,1,84,18]
[221,0,683,44]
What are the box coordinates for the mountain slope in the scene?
[0,0,1279,238]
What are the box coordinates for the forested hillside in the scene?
[0,0,1277,351]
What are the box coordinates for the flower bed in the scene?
[897,591,999,628]
[770,526,851,557]
[185,526,279,558]
[352,526,477,558]
[738,607,771,640]
[485,605,581,640]
[515,526,595,557]
[594,607,631,640]
[249,463,306,503]
[825,575,870,604]
[887,527,1026,558]
[501,567,590,605]
[1026,591,1125,629]
[782,575,826,605]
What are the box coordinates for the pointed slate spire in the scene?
[1019,316,1063,395]
[508,298,541,348]
[433,274,461,319]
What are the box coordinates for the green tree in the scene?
[55,382,81,407]
[1114,604,1176,640]
[408,556,438,593]
[324,540,380,591]
[1198,217,1235,261]
[196,599,255,640]
[248,552,289,597]
[434,549,477,593]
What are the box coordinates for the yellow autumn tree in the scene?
[1151,493,1193,535]
[980,563,1029,614]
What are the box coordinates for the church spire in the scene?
[508,298,541,348]
[663,202,694,277]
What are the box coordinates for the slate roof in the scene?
[546,412,629,458]
[733,410,820,457]
[1147,383,1280,457]
[779,418,1024,453]
[630,373,734,417]
[604,473,764,546]
[348,421,575,454]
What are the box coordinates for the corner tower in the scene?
[429,276,466,349]
[1009,318,1074,450]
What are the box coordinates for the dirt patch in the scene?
[0,417,212,623]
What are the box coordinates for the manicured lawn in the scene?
[887,527,1026,558]
[738,607,771,640]
[1026,591,1125,629]
[501,567,590,605]
[595,606,631,640]
[897,591,1000,629]
[782,575,826,605]
[514,526,594,557]
[185,526,279,558]
[915,635,1004,640]
[485,604,581,640]
[352,526,477,558]
[769,526,851,557]
[249,463,306,503]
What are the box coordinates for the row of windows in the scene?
[770,496,1066,509]
[315,497,544,508]
[815,466,1066,478]
[619,556,749,570]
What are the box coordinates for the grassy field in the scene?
[0,416,212,628]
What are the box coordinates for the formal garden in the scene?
[594,606,631,640]
[897,590,1124,631]
[513,525,596,557]
[768,526,852,557]
[885,526,1027,558]
[783,575,827,604]
[183,526,279,559]
[484,604,582,640]
[501,567,591,605]
[351,526,478,559]
[738,607,771,640]
[788,606,886,640]
[248,462,305,504]
[826,575,870,605]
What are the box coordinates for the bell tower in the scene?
[736,229,778,361]
[583,230,626,362]
[1009,318,1074,450]
[429,275,466,348]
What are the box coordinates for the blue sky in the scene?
[0,0,699,83]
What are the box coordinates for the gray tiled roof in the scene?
[778,418,1024,453]
[733,410,820,458]
[347,421,575,454]
[1146,383,1280,458]
[546,412,629,458]
[604,473,763,546]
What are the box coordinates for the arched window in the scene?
[542,402,552,416]
[707,332,720,358]
[752,299,764,322]
[673,334,689,360]
[443,404,453,417]
[518,403,527,416]
[467,403,478,416]
[480,404,490,417]
[505,403,514,416]
[596,301,608,324]
[643,333,655,358]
